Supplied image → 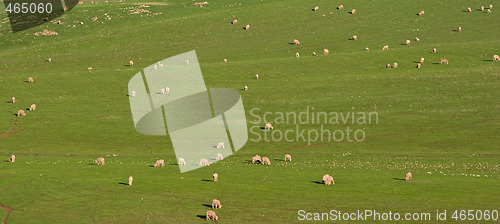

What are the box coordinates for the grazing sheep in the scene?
[12,97,15,103]
[322,174,330,184]
[29,104,36,111]
[47,58,52,62]
[415,37,420,41]
[129,60,133,66]
[88,67,93,71]
[313,6,319,11]
[365,48,370,51]
[212,199,222,209]
[245,24,250,30]
[493,55,500,61]
[481,6,484,11]
[165,87,170,94]
[285,154,292,162]
[420,58,425,63]
[154,159,165,167]
[386,64,391,69]
[323,49,329,55]
[154,64,158,70]
[418,10,424,15]
[432,48,437,53]
[458,26,462,32]
[179,158,186,165]
[213,172,218,182]
[252,155,261,164]
[487,9,491,13]
[206,210,218,221]
[406,40,411,45]
[489,5,492,9]
[467,7,471,12]
[417,63,421,68]
[17,110,26,117]
[296,52,300,57]
[255,74,259,79]
[128,176,133,185]
[28,77,34,82]
[199,158,210,166]
[262,157,271,165]
[338,4,343,9]
[440,58,449,64]
[312,52,317,56]
[161,88,166,94]
[293,39,300,45]
[224,58,227,63]
[352,35,357,40]
[186,60,189,65]
[382,45,389,50]
[217,142,225,149]
[406,172,412,181]
[95,157,105,165]
[232,19,237,24]
[265,123,274,130]
[351,9,356,14]
[326,176,334,185]
[9,155,15,162]
[131,91,136,97]
[244,86,248,91]
[216,153,224,161]
[393,62,398,68]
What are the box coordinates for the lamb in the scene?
[432,48,437,53]
[386,64,391,69]
[255,74,259,79]
[418,10,424,15]
[216,153,224,161]
[29,104,36,111]
[405,172,412,181]
[262,157,271,165]
[296,52,300,57]
[338,5,343,10]
[420,58,425,63]
[206,210,218,221]
[128,176,133,185]
[322,174,330,184]
[417,63,421,68]
[28,77,34,82]
[88,67,93,71]
[312,52,317,56]
[265,123,274,130]
[487,9,491,13]
[493,55,500,61]
[212,199,222,209]
[285,154,292,162]
[217,142,225,149]
[12,97,15,103]
[224,58,227,63]
[352,35,357,40]
[129,60,134,66]
[9,155,15,162]
[131,91,136,97]
[213,172,218,182]
[313,6,319,11]
[382,45,389,50]
[95,157,105,165]
[185,60,189,65]
[406,39,411,45]
[232,19,237,24]
[245,24,250,30]
[351,9,356,14]
[293,39,300,45]
[458,26,462,32]
[47,58,52,62]
[415,37,420,41]
[440,58,449,64]
[244,86,248,91]
[199,158,210,166]
[17,110,26,117]
[481,6,484,11]
[489,5,492,9]
[252,155,261,164]
[154,159,165,167]
[393,62,398,68]
[178,158,186,165]
[323,49,329,55]
[467,7,471,12]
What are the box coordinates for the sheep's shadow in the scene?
[197,215,207,220]
[118,182,130,185]
[201,179,212,182]
[124,64,132,67]
[13,113,19,116]
[126,94,132,97]
[432,62,440,65]
[393,178,406,181]
[400,43,408,45]
[275,159,285,162]
[288,42,296,45]
[310,181,324,185]
[348,11,354,14]
[88,163,98,165]
[483,59,494,62]
[6,101,13,103]
[202,204,212,208]
[243,160,259,164]
[413,61,421,63]
[212,146,218,149]
[149,165,155,167]
[23,81,31,83]
[259,127,266,130]
[4,160,11,162]
[169,163,178,166]
[452,29,460,32]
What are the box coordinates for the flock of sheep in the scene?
[10,77,37,118]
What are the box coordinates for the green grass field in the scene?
[0,0,499,223]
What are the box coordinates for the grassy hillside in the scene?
[0,0,499,223]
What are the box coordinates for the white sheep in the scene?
[285,154,292,162]
[481,6,484,11]
[458,26,462,32]
[326,176,334,185]
[232,19,237,24]
[406,172,412,181]
[161,88,166,94]
[244,86,248,91]
[386,64,391,69]
[487,9,491,13]
[213,172,218,182]
[415,37,420,41]
[418,10,424,15]
[212,199,222,209]
[154,64,158,70]
[293,39,300,45]
[255,74,259,79]
[216,153,224,161]
[296,52,300,58]
[185,60,189,65]
[420,58,425,63]
[128,176,133,185]
[440,58,449,64]
[313,6,319,11]
[224,58,227,63]
[47,58,52,62]
[9,155,15,162]
[382,45,389,50]
[30,104,36,111]
[12,97,15,103]
[154,159,165,167]
[206,210,218,221]
[178,158,186,165]
[324,49,329,55]
[199,158,210,166]
[338,5,343,9]
[95,157,105,165]
[490,5,493,9]
[312,52,317,56]
[467,7,472,12]
[217,142,225,149]
[417,63,421,68]
[265,123,274,130]
[406,40,411,45]
[493,55,500,61]
[322,174,330,183]
[252,155,261,164]
[129,60,133,66]
[351,9,356,14]
[165,87,170,94]
[432,48,437,53]
[245,24,250,30]
[17,110,26,117]
[262,157,271,165]
[131,91,136,97]
[393,62,398,68]
[28,77,34,82]
[352,35,357,40]
[87,67,93,71]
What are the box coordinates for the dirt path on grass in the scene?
[0,113,18,139]
[0,203,13,224]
